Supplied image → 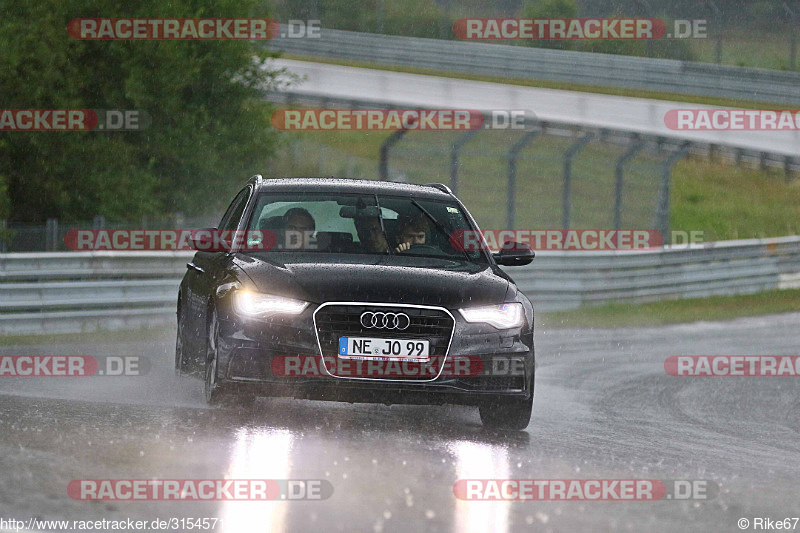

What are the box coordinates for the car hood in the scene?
[233,253,510,308]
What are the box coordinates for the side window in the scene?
[218,188,250,231]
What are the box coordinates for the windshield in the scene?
[244,192,487,262]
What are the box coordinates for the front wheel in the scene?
[204,307,228,405]
[479,395,533,430]
[175,310,186,377]
[204,346,223,404]
[203,308,255,409]
[479,374,534,430]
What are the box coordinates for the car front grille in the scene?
[314,303,455,380]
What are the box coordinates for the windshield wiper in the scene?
[374,194,393,255]
[410,200,472,262]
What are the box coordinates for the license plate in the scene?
[338,337,430,361]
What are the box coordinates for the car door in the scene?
[183,186,252,368]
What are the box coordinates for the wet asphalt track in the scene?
[1,313,799,533]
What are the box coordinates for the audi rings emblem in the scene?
[360,311,411,330]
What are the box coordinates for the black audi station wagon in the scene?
[176,176,536,429]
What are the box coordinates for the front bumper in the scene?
[214,304,534,406]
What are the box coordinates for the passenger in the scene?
[394,214,428,252]
[283,207,316,250]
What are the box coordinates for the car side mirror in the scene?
[492,242,535,266]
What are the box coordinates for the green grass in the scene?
[691,30,797,71]
[0,326,174,347]
[281,53,795,109]
[671,158,800,240]
[539,289,800,329]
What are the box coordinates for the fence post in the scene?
[379,129,409,181]
[707,1,722,64]
[318,145,327,174]
[0,219,7,253]
[655,142,691,244]
[376,0,385,33]
[450,129,480,195]
[507,127,541,229]
[45,218,58,252]
[562,132,594,230]
[785,2,797,70]
[614,137,644,230]
[292,139,301,166]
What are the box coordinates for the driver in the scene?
[394,214,428,252]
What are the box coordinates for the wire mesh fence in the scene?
[380,128,669,232]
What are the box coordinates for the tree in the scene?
[0,0,283,223]
[521,0,579,50]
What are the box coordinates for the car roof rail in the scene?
[424,182,452,194]
[247,174,264,187]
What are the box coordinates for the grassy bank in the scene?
[539,289,800,329]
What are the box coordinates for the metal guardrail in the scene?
[1,239,799,335]
[0,252,192,336]
[516,237,800,311]
[269,28,800,106]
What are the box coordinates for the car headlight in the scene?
[233,291,309,318]
[458,303,524,329]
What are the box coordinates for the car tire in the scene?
[175,309,186,377]
[204,307,228,405]
[479,374,534,430]
[479,396,533,430]
[203,307,256,410]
